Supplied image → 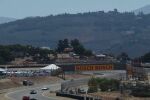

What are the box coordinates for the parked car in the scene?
[28,81,34,86]
[30,90,37,94]
[22,80,28,86]
[41,87,49,90]
[22,80,34,86]
[78,88,86,94]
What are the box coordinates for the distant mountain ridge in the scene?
[0,17,16,24]
[134,5,150,14]
[0,11,150,57]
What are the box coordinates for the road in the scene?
[6,83,61,100]
[6,70,126,100]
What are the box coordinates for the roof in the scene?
[96,54,106,57]
[40,64,60,70]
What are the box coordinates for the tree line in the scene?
[0,39,93,64]
[1,40,150,64]
[0,44,54,64]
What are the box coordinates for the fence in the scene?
[61,78,89,92]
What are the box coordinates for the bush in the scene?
[87,77,120,93]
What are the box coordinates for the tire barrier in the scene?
[56,92,102,100]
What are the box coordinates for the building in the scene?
[126,62,150,81]
[57,53,72,59]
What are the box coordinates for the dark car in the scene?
[78,88,86,94]
[22,80,34,86]
[30,90,37,94]
[23,80,28,86]
[22,96,30,100]
[28,81,34,86]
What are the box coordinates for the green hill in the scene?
[0,10,150,57]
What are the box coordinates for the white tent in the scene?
[40,64,60,70]
[96,54,106,57]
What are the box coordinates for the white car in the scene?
[41,87,49,90]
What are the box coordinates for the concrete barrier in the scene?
[61,78,89,91]
[56,92,102,100]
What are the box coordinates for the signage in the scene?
[75,64,113,71]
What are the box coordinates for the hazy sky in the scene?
[0,0,150,19]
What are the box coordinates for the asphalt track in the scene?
[6,70,126,100]
[6,83,61,100]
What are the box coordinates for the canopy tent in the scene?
[40,64,60,70]
[96,54,106,57]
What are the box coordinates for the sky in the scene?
[0,0,150,19]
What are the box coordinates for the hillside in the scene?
[0,10,150,57]
[134,5,150,14]
[0,17,16,24]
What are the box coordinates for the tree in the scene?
[140,52,150,62]
[63,38,70,49]
[0,57,5,64]
[56,40,64,53]
[117,52,130,61]
[0,44,55,64]
[0,47,14,64]
[113,9,118,14]
[70,39,93,56]
[96,78,120,92]
[56,39,70,53]
[71,39,80,48]
[71,39,85,55]
[84,50,93,56]
[74,45,85,55]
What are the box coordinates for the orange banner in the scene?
[75,64,113,71]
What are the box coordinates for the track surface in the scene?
[6,83,61,100]
[6,70,126,100]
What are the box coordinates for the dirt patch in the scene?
[0,76,62,90]
[0,79,21,90]
[89,92,150,100]
[0,93,9,100]
[9,76,62,85]
[89,92,121,100]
